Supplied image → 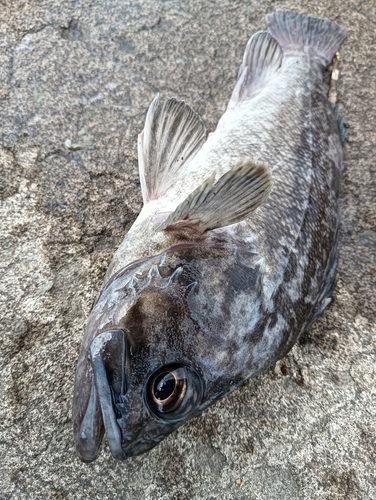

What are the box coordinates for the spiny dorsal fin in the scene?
[228,31,282,109]
[157,160,271,233]
[138,96,207,204]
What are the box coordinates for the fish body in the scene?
[73,11,347,461]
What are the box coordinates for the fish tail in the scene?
[266,10,347,67]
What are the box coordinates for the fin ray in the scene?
[229,31,283,108]
[157,160,271,233]
[266,10,347,66]
[138,96,207,203]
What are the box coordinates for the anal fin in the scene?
[157,160,271,233]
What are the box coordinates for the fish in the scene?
[72,10,347,462]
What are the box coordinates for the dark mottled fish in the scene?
[73,11,347,461]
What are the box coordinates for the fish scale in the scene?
[73,10,347,462]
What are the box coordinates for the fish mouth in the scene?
[75,329,128,461]
[75,329,165,461]
[89,329,127,459]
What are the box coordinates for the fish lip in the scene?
[74,379,104,462]
[77,328,185,461]
[90,329,127,460]
[76,436,99,463]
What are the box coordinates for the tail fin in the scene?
[266,11,347,67]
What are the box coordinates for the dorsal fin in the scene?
[138,96,207,203]
[157,160,271,233]
[228,31,282,109]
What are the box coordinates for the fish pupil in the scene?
[146,364,202,419]
[154,372,176,401]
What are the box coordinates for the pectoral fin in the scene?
[157,160,271,233]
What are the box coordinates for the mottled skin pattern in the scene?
[73,16,344,461]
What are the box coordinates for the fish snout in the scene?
[75,328,172,460]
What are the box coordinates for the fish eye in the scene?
[146,364,203,421]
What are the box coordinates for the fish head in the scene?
[73,245,265,461]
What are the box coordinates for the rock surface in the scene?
[1,1,375,499]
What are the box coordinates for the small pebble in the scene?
[281,365,289,376]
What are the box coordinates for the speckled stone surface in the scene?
[0,1,375,499]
